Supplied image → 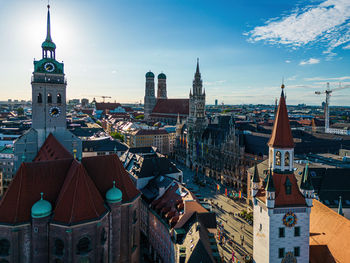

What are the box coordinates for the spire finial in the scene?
[113,180,116,188]
[40,192,44,200]
[196,58,200,74]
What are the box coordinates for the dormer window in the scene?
[285,177,292,195]
[285,152,290,167]
[276,151,281,166]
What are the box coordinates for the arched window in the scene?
[275,151,281,166]
[47,93,52,104]
[37,93,43,103]
[100,229,107,245]
[54,239,64,256]
[0,239,10,256]
[57,93,62,104]
[76,237,91,255]
[285,152,290,167]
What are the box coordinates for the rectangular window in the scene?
[278,248,285,258]
[294,227,300,237]
[279,227,285,238]
[294,247,300,257]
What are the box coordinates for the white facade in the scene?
[253,200,310,263]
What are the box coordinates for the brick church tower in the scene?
[252,85,314,263]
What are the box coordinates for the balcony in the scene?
[31,75,67,85]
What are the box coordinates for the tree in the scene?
[135,114,144,120]
[16,107,24,116]
[110,131,124,142]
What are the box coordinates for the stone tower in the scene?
[252,85,313,263]
[187,59,206,168]
[13,5,81,172]
[157,73,167,99]
[144,71,156,120]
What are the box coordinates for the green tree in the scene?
[16,107,24,116]
[135,114,144,120]
[110,131,124,142]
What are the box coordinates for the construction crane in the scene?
[315,83,350,133]
[91,96,112,103]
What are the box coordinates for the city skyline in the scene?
[1,0,350,105]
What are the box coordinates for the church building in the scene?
[144,71,189,125]
[13,4,82,173]
[251,85,313,263]
[0,5,141,263]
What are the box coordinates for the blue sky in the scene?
[0,0,350,105]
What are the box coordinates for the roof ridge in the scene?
[81,163,100,217]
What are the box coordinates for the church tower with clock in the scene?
[14,5,81,172]
[251,85,313,263]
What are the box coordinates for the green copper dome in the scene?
[145,71,154,78]
[106,181,122,203]
[158,73,166,79]
[41,40,56,50]
[31,193,52,218]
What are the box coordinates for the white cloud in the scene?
[299,58,320,65]
[344,44,350,49]
[246,0,350,53]
[203,80,226,86]
[285,60,291,63]
[304,76,350,81]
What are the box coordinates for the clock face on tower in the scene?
[283,212,297,227]
[49,107,61,118]
[44,62,55,72]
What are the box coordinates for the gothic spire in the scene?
[252,162,260,183]
[301,162,314,191]
[196,58,200,75]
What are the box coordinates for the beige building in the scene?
[128,129,172,155]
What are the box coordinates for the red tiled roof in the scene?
[53,160,106,225]
[0,159,73,224]
[95,102,121,111]
[81,155,140,202]
[0,135,139,225]
[33,133,73,162]
[151,99,189,115]
[309,200,350,263]
[268,88,294,148]
[256,172,306,207]
[274,172,306,207]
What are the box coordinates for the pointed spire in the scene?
[268,85,294,148]
[252,162,260,183]
[338,196,344,216]
[196,58,200,74]
[301,162,314,191]
[265,169,275,192]
[177,113,180,124]
[46,5,52,42]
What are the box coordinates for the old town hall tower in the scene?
[14,5,81,172]
[251,85,313,263]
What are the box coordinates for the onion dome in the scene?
[31,192,52,218]
[145,71,155,78]
[106,181,122,203]
[158,73,166,79]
